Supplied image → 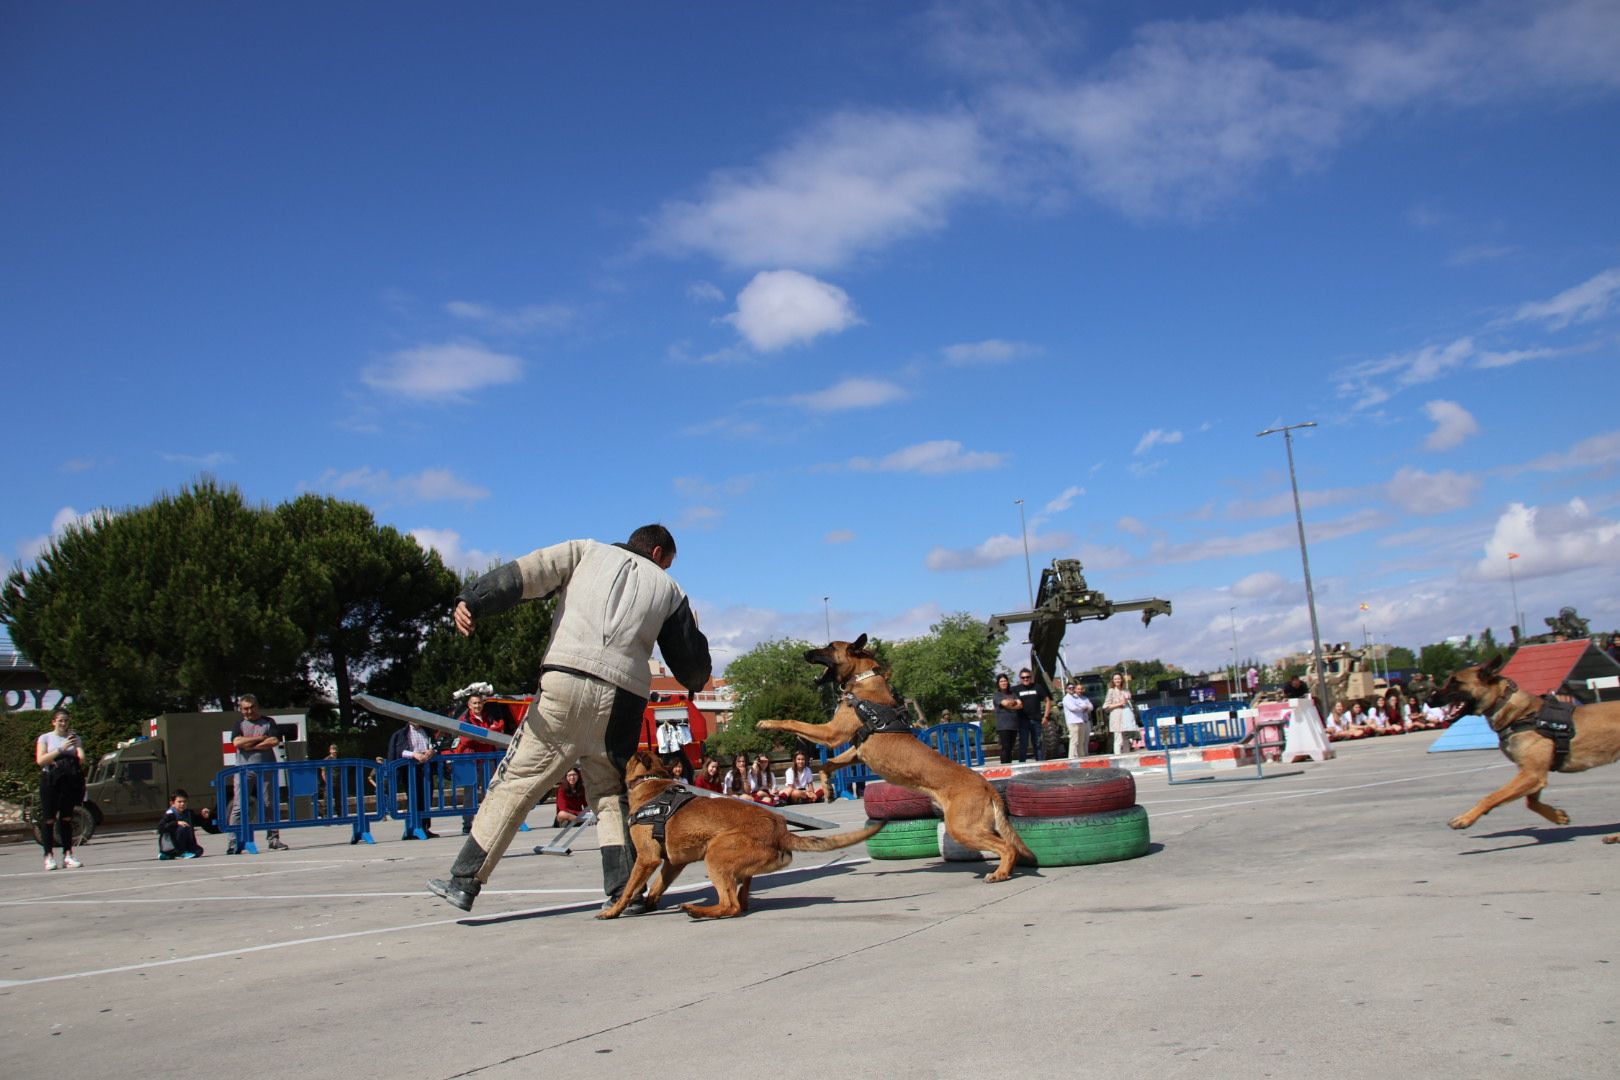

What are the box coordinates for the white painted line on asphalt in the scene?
[0,854,871,989]
[1,887,606,905]
[0,862,343,904]
[1144,760,1512,817]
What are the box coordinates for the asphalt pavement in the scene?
[2,734,1616,1079]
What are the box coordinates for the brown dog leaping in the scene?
[1431,654,1620,841]
[598,752,882,919]
[757,635,1035,881]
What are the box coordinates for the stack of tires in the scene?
[861,781,942,860]
[1006,768,1149,866]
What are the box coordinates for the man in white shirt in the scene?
[1061,683,1094,758]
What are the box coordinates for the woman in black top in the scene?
[991,674,1023,765]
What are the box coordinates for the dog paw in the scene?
[1551,810,1571,825]
[1447,816,1473,830]
[983,871,1011,883]
[1602,834,1619,845]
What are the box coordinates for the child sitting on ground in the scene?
[158,789,219,859]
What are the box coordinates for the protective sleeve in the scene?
[658,596,712,695]
[457,561,525,619]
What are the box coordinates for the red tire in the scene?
[863,780,938,820]
[1005,768,1135,818]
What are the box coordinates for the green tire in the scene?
[1010,806,1151,867]
[864,817,942,860]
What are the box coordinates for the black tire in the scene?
[1006,768,1135,818]
[938,824,988,862]
[863,781,938,821]
[1010,806,1150,867]
[864,818,942,860]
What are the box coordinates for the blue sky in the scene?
[5,1,1619,680]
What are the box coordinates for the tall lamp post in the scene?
[1258,422,1331,717]
[1014,498,1035,607]
[1229,606,1240,698]
[1506,552,1523,641]
[823,596,832,643]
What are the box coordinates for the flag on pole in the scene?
[1507,552,1520,559]
[1359,603,1369,611]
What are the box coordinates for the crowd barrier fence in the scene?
[212,758,389,854]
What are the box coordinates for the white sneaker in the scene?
[63,853,82,868]
[44,855,57,871]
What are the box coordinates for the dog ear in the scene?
[851,632,869,654]
[1480,653,1505,678]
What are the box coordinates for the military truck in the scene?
[83,711,308,827]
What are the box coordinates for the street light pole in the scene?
[1258,421,1332,717]
[1229,606,1240,698]
[1014,499,1034,607]
[823,596,831,643]
[1506,553,1523,641]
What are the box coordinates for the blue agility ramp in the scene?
[1427,715,1498,752]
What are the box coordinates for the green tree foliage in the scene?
[277,494,457,724]
[1,481,309,731]
[1385,646,1418,670]
[405,579,558,712]
[1419,641,1465,680]
[887,612,1005,722]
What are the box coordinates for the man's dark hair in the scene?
[237,693,259,707]
[626,524,676,559]
[172,788,189,801]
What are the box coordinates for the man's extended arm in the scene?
[455,540,588,634]
[657,596,712,695]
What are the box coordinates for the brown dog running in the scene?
[757,636,1035,881]
[598,752,882,919]
[1431,654,1620,841]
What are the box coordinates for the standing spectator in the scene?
[390,721,439,839]
[553,767,593,827]
[992,673,1022,765]
[1013,668,1051,761]
[35,707,86,870]
[158,789,219,859]
[748,754,781,806]
[451,692,507,835]
[1103,673,1138,756]
[693,757,725,792]
[1061,682,1094,759]
[228,694,287,853]
[428,524,711,915]
[779,750,826,803]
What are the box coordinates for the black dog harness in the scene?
[848,697,912,746]
[1500,696,1577,772]
[629,784,699,845]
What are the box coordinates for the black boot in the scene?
[428,837,487,912]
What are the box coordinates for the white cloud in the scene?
[848,440,1008,474]
[647,110,988,269]
[824,529,855,544]
[686,281,726,303]
[1509,429,1620,474]
[940,339,1041,365]
[1134,428,1183,455]
[1044,485,1085,513]
[788,377,907,412]
[1513,267,1620,329]
[1146,508,1389,564]
[925,529,1073,572]
[1385,466,1480,514]
[19,506,105,561]
[1231,570,1291,600]
[1224,486,1364,519]
[445,300,573,334]
[1116,516,1150,537]
[676,505,724,531]
[410,528,501,574]
[724,270,861,351]
[1422,400,1480,451]
[159,450,236,468]
[317,466,490,504]
[1476,498,1620,578]
[360,342,523,401]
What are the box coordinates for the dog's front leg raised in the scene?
[1449,768,1548,829]
[756,719,842,748]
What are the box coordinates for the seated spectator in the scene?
[668,757,690,784]
[779,750,827,804]
[747,754,781,806]
[722,753,752,799]
[693,757,725,792]
[1381,691,1411,733]
[158,789,219,859]
[553,767,593,828]
[1323,701,1352,740]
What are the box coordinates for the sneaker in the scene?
[181,851,199,859]
[422,829,440,840]
[268,837,289,851]
[44,855,57,871]
[63,853,82,868]
[225,841,238,856]
[427,877,478,912]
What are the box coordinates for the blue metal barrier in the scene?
[921,722,985,766]
[817,742,884,801]
[1140,712,1250,751]
[389,752,509,839]
[213,758,388,854]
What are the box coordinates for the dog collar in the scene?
[1480,676,1524,730]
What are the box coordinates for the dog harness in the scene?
[630,784,699,844]
[848,697,912,746]
[1500,696,1577,772]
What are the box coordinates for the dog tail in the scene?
[785,821,884,852]
[992,791,1036,861]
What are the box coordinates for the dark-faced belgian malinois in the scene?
[598,753,882,919]
[1431,654,1620,842]
[757,636,1035,881]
